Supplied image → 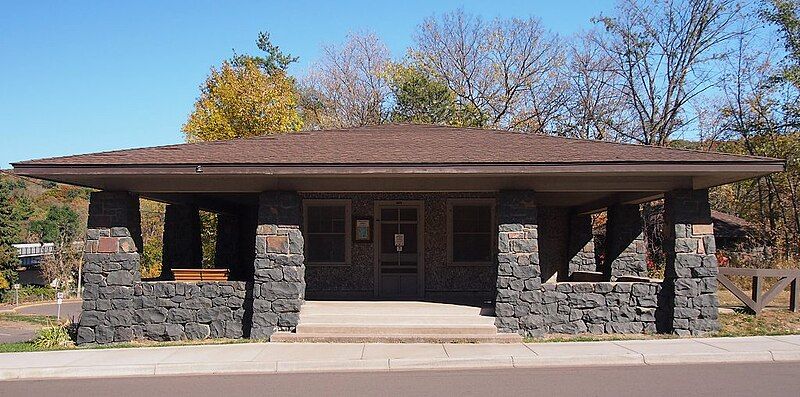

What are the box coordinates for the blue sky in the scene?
[0,0,615,168]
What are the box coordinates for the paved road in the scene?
[15,300,82,320]
[3,362,799,397]
[0,301,82,343]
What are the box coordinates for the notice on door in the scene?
[394,233,404,252]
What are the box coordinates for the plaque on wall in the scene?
[354,218,372,242]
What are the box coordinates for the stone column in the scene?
[161,204,203,279]
[567,213,596,278]
[495,190,544,337]
[250,191,305,339]
[78,191,142,345]
[215,214,241,278]
[662,189,719,335]
[604,204,647,278]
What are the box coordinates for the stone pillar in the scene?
[662,189,719,335]
[567,213,596,278]
[161,204,202,279]
[250,191,305,339]
[215,214,241,279]
[78,191,142,345]
[604,204,647,278]
[495,190,544,337]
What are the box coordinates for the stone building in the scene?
[12,124,784,343]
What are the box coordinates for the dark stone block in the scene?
[184,322,210,340]
[76,327,95,344]
[95,326,114,344]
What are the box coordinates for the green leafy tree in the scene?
[0,186,20,289]
[30,206,81,288]
[387,63,485,127]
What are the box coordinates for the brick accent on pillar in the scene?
[495,191,544,337]
[250,191,305,339]
[161,204,202,279]
[567,214,596,277]
[77,191,142,345]
[605,204,647,278]
[662,189,719,335]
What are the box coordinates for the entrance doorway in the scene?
[374,201,424,299]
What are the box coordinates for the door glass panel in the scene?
[381,208,398,221]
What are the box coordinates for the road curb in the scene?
[0,350,798,381]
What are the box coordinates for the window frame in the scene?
[303,199,352,266]
[447,198,496,266]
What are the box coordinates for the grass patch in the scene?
[716,310,800,337]
[0,336,263,354]
[0,313,57,326]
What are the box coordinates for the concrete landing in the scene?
[272,301,522,343]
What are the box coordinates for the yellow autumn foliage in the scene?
[183,59,303,142]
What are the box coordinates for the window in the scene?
[303,200,351,265]
[448,199,495,265]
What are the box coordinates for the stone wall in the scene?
[301,192,497,300]
[537,207,569,283]
[604,204,647,278]
[663,189,719,335]
[78,191,142,345]
[161,204,202,279]
[250,191,305,339]
[567,214,597,277]
[131,281,249,340]
[542,282,660,334]
[495,190,545,336]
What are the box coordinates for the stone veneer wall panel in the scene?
[663,189,719,335]
[542,282,660,334]
[301,192,497,299]
[250,191,305,339]
[132,281,248,340]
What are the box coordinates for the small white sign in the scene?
[12,284,20,290]
[56,292,64,300]
[394,233,404,252]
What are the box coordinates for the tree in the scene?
[183,59,303,142]
[705,0,800,260]
[231,32,298,75]
[30,206,81,289]
[411,10,566,132]
[559,30,630,140]
[0,185,20,289]
[386,63,484,126]
[303,32,392,128]
[183,32,303,142]
[593,0,744,145]
[139,199,165,279]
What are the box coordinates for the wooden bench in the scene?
[717,267,800,314]
[172,268,230,282]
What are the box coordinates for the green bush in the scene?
[33,322,73,349]
[0,285,59,304]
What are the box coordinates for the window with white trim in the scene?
[448,199,495,265]
[303,200,351,265]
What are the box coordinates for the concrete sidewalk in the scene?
[2,335,800,380]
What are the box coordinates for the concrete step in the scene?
[295,323,499,335]
[299,302,488,317]
[270,332,523,344]
[299,314,497,325]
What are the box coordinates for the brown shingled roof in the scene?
[12,123,779,167]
